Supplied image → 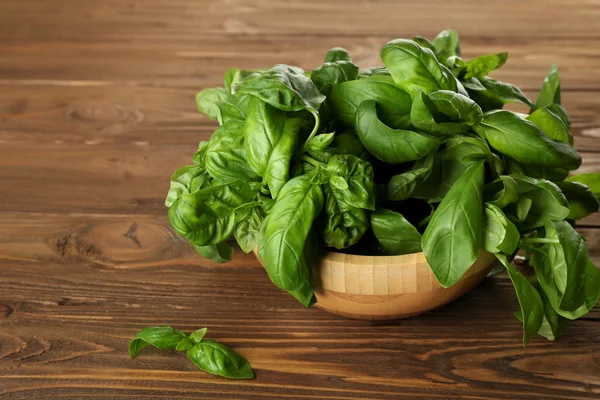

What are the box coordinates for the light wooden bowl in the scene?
[255,250,496,320]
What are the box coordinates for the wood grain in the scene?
[0,0,599,398]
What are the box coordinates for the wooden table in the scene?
[1,1,599,398]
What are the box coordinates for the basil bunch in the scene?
[167,30,600,344]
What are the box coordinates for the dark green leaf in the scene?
[388,153,434,201]
[483,203,520,254]
[535,64,561,110]
[496,255,544,346]
[193,242,234,263]
[330,75,412,129]
[380,39,456,96]
[187,340,254,379]
[556,181,600,220]
[257,175,324,306]
[536,288,567,341]
[410,91,470,136]
[244,98,302,198]
[168,180,260,246]
[469,77,534,108]
[515,197,533,222]
[324,47,352,62]
[355,100,440,164]
[526,105,573,145]
[422,161,485,287]
[165,165,210,207]
[311,61,359,94]
[427,90,483,126]
[326,154,376,210]
[205,121,260,183]
[371,208,422,255]
[473,110,581,170]
[484,175,519,208]
[129,326,189,359]
[566,173,600,199]
[322,185,368,249]
[462,52,508,79]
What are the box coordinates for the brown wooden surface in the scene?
[1,1,600,398]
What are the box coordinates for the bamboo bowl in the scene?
[255,250,496,320]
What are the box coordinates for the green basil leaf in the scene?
[371,208,422,255]
[244,98,302,198]
[433,30,461,66]
[381,39,456,97]
[483,203,520,255]
[330,75,412,129]
[469,77,534,108]
[474,110,581,170]
[358,67,390,78]
[547,103,571,128]
[129,326,189,359]
[536,288,567,341]
[413,35,436,52]
[187,340,254,380]
[214,100,245,125]
[168,180,260,246]
[192,242,234,263]
[329,175,348,190]
[311,132,370,163]
[305,132,335,152]
[566,173,600,199]
[326,154,376,210]
[556,181,600,220]
[196,87,230,120]
[234,203,266,253]
[526,105,572,145]
[462,52,508,80]
[422,161,485,287]
[496,254,544,346]
[388,153,435,201]
[322,185,368,249]
[189,328,208,344]
[257,175,324,306]
[356,100,440,164]
[534,64,561,110]
[484,175,519,208]
[311,61,359,94]
[165,165,210,207]
[410,91,470,136]
[324,47,352,62]
[223,67,239,93]
[193,141,210,166]
[205,121,260,183]
[504,176,569,230]
[427,90,483,126]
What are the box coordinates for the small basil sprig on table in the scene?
[129,326,254,380]
[167,29,600,345]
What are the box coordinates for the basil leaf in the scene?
[535,64,561,110]
[330,75,412,129]
[214,100,245,125]
[193,141,210,166]
[205,121,260,183]
[168,180,260,246]
[234,203,267,253]
[496,255,544,346]
[165,165,210,207]
[257,175,324,306]
[322,185,368,249]
[326,154,376,210]
[244,98,302,198]
[536,288,567,341]
[196,87,230,120]
[526,105,573,145]
[358,67,390,78]
[474,110,581,170]
[410,91,470,136]
[413,35,436,52]
[468,77,534,108]
[381,39,456,97]
[129,326,189,359]
[422,161,485,287]
[462,52,507,80]
[556,181,600,220]
[324,47,352,62]
[483,203,520,255]
[192,242,234,264]
[187,340,254,380]
[311,132,370,163]
[515,197,533,222]
[427,90,483,126]
[356,100,440,164]
[388,153,435,201]
[371,208,422,255]
[433,30,461,66]
[311,61,359,94]
[484,175,519,209]
[566,173,600,199]
[305,132,335,152]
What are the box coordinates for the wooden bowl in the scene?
[255,250,496,320]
